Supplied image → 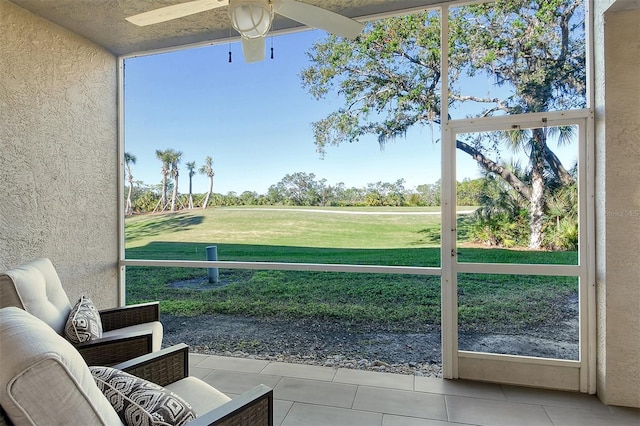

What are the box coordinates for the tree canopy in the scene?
[300,0,585,248]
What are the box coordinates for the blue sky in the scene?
[124,28,577,195]
[124,29,460,195]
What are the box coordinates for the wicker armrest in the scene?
[189,384,274,426]
[113,345,273,426]
[113,344,189,387]
[100,302,160,331]
[77,330,154,366]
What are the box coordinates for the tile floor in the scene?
[189,353,640,426]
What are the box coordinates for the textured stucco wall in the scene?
[0,0,119,309]
[594,0,640,408]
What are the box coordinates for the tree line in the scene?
[125,165,472,211]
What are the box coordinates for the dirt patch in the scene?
[459,293,579,360]
[161,308,578,377]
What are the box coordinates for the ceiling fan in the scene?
[126,0,364,63]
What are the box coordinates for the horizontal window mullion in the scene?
[449,109,591,132]
[121,258,442,276]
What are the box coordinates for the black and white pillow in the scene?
[90,366,196,426]
[64,295,103,344]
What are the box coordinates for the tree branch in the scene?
[559,0,582,62]
[456,139,532,201]
[449,94,512,114]
[544,146,574,185]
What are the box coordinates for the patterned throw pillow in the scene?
[64,295,103,343]
[89,366,196,426]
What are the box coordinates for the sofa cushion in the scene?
[0,307,122,425]
[65,295,103,343]
[90,366,196,426]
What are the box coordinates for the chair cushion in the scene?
[102,321,164,352]
[2,258,72,334]
[90,366,196,426]
[165,377,231,416]
[65,295,103,343]
[0,307,122,425]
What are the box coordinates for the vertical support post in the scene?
[440,3,458,380]
[117,57,127,307]
[206,246,219,284]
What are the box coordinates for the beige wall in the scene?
[0,1,119,309]
[594,0,640,408]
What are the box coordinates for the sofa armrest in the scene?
[77,330,154,366]
[113,344,189,387]
[188,384,273,426]
[100,301,160,331]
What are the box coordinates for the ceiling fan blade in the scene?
[241,37,266,63]
[275,0,364,40]
[126,0,229,26]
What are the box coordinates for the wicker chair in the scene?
[113,344,273,426]
[0,258,162,365]
[0,307,273,426]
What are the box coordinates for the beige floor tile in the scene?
[261,361,337,381]
[334,368,414,390]
[544,405,640,426]
[383,414,468,426]
[201,369,282,395]
[415,377,505,400]
[189,365,214,379]
[608,405,640,418]
[353,386,447,420]
[274,377,358,408]
[273,399,294,426]
[185,352,636,426]
[195,354,269,373]
[281,402,382,426]
[500,384,611,413]
[446,395,553,426]
[188,353,209,367]
[609,405,640,419]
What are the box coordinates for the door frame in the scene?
[440,110,595,393]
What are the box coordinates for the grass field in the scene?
[125,206,448,250]
[125,207,579,333]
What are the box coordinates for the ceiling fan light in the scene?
[229,0,273,39]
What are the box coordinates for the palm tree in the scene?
[495,125,575,248]
[199,156,215,209]
[186,161,196,209]
[168,150,183,212]
[124,152,136,216]
[155,149,172,211]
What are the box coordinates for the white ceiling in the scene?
[10,0,456,56]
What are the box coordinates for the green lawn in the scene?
[125,207,578,333]
[125,206,447,250]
